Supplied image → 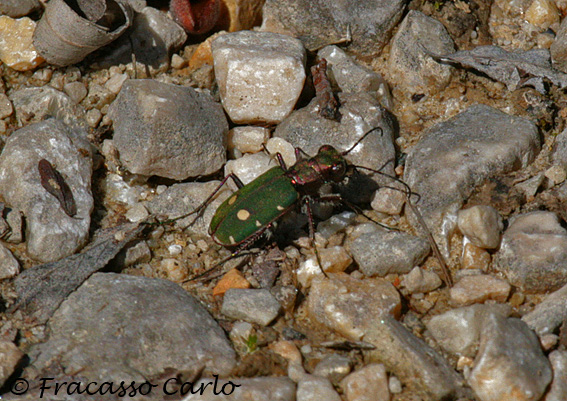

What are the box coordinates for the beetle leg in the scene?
[185,223,272,283]
[295,147,311,160]
[275,152,287,170]
[304,196,328,278]
[318,193,399,231]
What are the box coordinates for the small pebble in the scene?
[104,73,129,95]
[545,165,567,186]
[122,241,152,267]
[457,205,503,249]
[125,203,149,222]
[196,239,209,252]
[340,363,390,401]
[388,376,403,394]
[85,84,115,110]
[266,137,297,167]
[221,288,281,326]
[168,244,183,256]
[170,53,186,69]
[0,93,13,119]
[461,242,491,270]
[227,126,269,154]
[86,108,103,127]
[313,354,351,383]
[224,152,277,186]
[0,16,44,71]
[371,186,406,215]
[525,0,560,29]
[0,244,19,280]
[402,266,442,294]
[161,258,189,282]
[212,269,251,297]
[318,246,353,273]
[307,273,401,340]
[450,275,511,306]
[63,81,88,104]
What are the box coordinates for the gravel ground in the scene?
[0,0,566,400]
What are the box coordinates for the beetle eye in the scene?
[331,162,346,180]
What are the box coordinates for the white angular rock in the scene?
[224,152,277,187]
[212,31,306,124]
[228,126,269,154]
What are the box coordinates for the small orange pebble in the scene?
[186,31,225,71]
[392,275,401,288]
[212,268,250,296]
[461,242,491,270]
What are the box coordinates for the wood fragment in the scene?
[311,58,339,120]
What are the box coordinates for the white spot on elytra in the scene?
[228,195,237,205]
[276,205,284,211]
[229,235,236,244]
[255,220,262,227]
[237,209,250,220]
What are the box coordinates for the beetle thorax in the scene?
[286,145,348,195]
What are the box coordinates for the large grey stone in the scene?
[0,0,41,17]
[389,10,455,94]
[260,0,405,59]
[109,79,228,180]
[0,119,93,262]
[31,273,236,381]
[404,104,540,252]
[468,314,552,401]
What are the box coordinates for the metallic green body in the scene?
[210,166,299,246]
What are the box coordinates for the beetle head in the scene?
[317,145,347,182]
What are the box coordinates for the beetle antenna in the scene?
[342,126,383,156]
[353,166,453,287]
[183,250,255,284]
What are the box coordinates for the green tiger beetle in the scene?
[166,127,452,286]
